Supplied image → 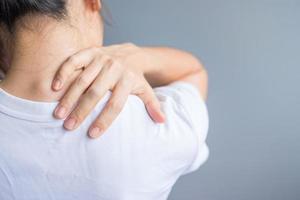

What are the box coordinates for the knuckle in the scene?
[76,75,89,87]
[68,55,78,65]
[120,76,132,88]
[143,91,156,105]
[104,62,113,71]
[108,101,122,112]
[110,60,123,73]
[60,98,73,109]
[56,72,64,81]
[86,87,100,99]
[91,46,100,52]
[113,60,122,68]
[102,55,111,61]
[125,70,136,80]
[95,55,103,61]
[145,100,156,107]
[150,97,161,108]
[71,111,83,122]
[57,68,70,80]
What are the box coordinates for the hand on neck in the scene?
[0,20,103,102]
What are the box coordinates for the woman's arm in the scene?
[52,43,208,138]
[141,47,208,99]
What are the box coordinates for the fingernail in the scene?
[157,112,166,123]
[64,117,77,130]
[53,79,62,90]
[89,127,101,138]
[55,106,67,118]
[147,103,165,124]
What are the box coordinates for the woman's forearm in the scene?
[141,47,208,99]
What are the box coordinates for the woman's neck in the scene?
[0,23,101,102]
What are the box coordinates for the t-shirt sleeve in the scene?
[154,81,209,175]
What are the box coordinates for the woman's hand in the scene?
[52,43,165,138]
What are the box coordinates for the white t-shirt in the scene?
[0,82,209,200]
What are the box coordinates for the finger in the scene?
[88,81,131,138]
[54,57,107,119]
[136,81,165,123]
[52,48,99,91]
[63,61,114,131]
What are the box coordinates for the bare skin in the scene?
[0,0,208,138]
[51,44,208,138]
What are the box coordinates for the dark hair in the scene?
[0,0,67,31]
[0,0,110,76]
[0,0,67,74]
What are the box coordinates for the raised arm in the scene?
[52,43,208,138]
[142,47,208,99]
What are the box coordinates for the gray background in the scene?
[104,0,300,199]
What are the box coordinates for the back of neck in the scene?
[0,23,93,102]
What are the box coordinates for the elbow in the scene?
[195,60,208,100]
[178,52,209,99]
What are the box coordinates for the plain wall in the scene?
[104,0,300,199]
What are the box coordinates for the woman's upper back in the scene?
[0,82,209,200]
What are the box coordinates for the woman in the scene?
[0,0,209,199]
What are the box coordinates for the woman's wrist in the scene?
[123,45,160,77]
[140,47,204,87]
[139,48,161,75]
